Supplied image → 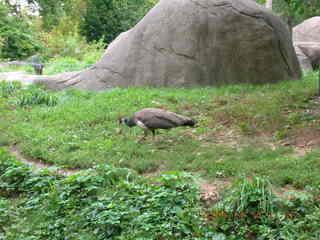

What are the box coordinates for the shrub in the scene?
[0,3,42,60]
[39,29,104,61]
[0,151,217,239]
[80,0,156,43]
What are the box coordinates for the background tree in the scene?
[283,0,320,24]
[79,0,156,43]
[26,0,69,31]
[0,2,42,60]
[263,0,320,25]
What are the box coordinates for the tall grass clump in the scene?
[16,86,58,107]
[210,176,320,239]
[0,81,22,97]
[217,177,276,217]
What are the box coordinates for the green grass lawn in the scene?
[1,72,320,187]
[1,73,320,239]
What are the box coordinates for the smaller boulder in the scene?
[293,17,320,72]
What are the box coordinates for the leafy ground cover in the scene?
[1,149,320,239]
[0,149,215,240]
[0,73,320,188]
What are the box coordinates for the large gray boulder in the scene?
[9,0,302,90]
[293,17,320,72]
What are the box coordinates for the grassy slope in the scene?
[1,72,320,187]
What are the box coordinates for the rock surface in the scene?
[0,72,35,85]
[293,17,320,72]
[3,0,302,90]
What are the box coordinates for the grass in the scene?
[1,72,320,239]
[0,72,320,188]
[0,64,34,73]
[0,46,103,75]
[0,60,92,75]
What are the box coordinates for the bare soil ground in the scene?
[9,146,80,176]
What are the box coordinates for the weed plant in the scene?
[16,86,58,106]
[0,81,22,97]
[210,177,320,239]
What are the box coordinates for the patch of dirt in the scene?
[201,127,277,151]
[272,184,310,200]
[283,128,320,157]
[292,128,320,148]
[9,147,80,176]
[200,128,243,149]
[197,178,232,206]
[291,147,309,158]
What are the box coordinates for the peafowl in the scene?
[120,108,196,141]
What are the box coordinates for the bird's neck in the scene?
[125,118,136,127]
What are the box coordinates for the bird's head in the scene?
[119,118,128,125]
[119,117,136,127]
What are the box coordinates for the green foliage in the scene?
[80,0,156,43]
[255,0,266,4]
[1,74,320,188]
[39,29,105,61]
[0,2,42,60]
[28,0,68,31]
[273,0,320,25]
[16,86,58,107]
[211,176,320,239]
[0,82,58,107]
[44,54,102,75]
[0,36,4,58]
[216,177,277,217]
[1,153,320,239]
[0,81,22,98]
[0,150,215,239]
[0,0,104,61]
[285,0,320,24]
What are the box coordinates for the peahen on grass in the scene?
[119,108,196,141]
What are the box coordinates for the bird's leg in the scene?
[151,129,156,140]
[138,129,149,142]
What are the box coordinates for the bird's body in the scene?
[120,108,196,140]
